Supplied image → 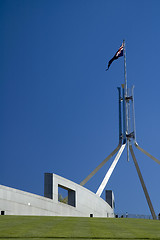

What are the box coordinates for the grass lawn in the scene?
[0,216,160,239]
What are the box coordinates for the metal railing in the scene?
[115,213,152,219]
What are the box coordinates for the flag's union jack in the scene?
[106,43,124,71]
[115,43,124,58]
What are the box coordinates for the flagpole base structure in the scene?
[80,78,160,219]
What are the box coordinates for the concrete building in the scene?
[0,173,115,217]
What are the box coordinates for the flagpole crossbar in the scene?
[126,132,135,139]
[125,96,133,102]
[80,41,159,219]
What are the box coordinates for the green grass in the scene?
[0,216,160,240]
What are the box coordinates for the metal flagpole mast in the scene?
[123,39,129,161]
[123,39,127,97]
[79,41,160,219]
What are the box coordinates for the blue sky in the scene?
[1,0,160,216]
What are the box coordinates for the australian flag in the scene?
[106,43,124,71]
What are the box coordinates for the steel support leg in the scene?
[130,145,157,220]
[80,144,121,186]
[134,142,160,165]
[96,144,126,197]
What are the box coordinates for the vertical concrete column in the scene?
[105,190,114,209]
[68,189,76,207]
[44,173,53,199]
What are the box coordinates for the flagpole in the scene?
[123,39,129,161]
[123,39,127,97]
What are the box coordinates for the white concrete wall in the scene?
[0,173,114,217]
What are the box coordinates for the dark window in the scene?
[58,185,76,207]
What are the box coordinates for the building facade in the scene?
[0,173,114,217]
